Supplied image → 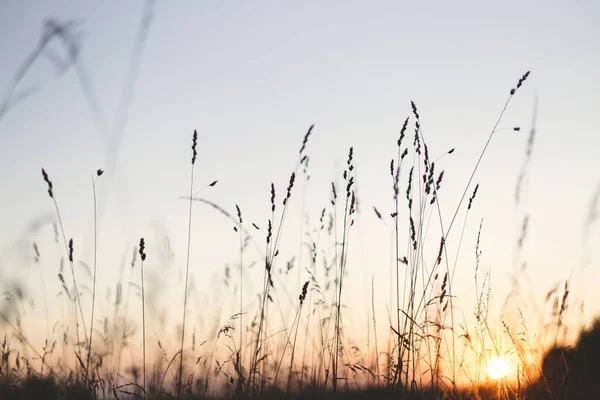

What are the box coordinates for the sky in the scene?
[1,0,599,366]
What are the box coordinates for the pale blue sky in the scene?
[1,0,599,350]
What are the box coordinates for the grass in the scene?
[179,129,199,399]
[139,238,147,399]
[1,70,599,400]
[85,169,103,387]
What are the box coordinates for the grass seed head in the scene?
[270,183,276,212]
[411,101,420,120]
[139,238,146,261]
[68,239,73,262]
[235,204,242,224]
[468,184,480,210]
[398,117,409,147]
[299,281,309,304]
[283,172,296,205]
[299,124,314,155]
[191,129,198,165]
[41,168,54,198]
[510,70,531,95]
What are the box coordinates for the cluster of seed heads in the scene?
[139,238,146,261]
[410,101,420,120]
[436,237,445,266]
[410,216,417,250]
[468,184,480,210]
[423,143,430,174]
[398,117,409,147]
[301,155,310,179]
[191,130,198,165]
[391,129,409,201]
[233,205,243,232]
[33,243,40,263]
[299,124,313,155]
[390,159,398,199]
[558,281,570,320]
[518,216,529,249]
[68,239,74,262]
[406,167,414,210]
[41,168,53,198]
[343,147,355,199]
[440,272,448,306]
[331,182,337,206]
[435,171,444,192]
[299,281,309,304]
[510,71,531,95]
[236,206,242,223]
[270,183,276,213]
[283,173,295,206]
[424,162,435,196]
[266,219,272,245]
[265,257,272,275]
[413,121,421,155]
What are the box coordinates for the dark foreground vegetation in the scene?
[1,319,600,399]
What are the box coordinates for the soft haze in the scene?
[1,0,599,351]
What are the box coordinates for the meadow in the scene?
[1,66,599,400]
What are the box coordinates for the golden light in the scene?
[487,357,511,380]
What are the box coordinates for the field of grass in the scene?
[1,69,599,400]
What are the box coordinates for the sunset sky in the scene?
[1,0,599,353]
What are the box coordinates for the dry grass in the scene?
[1,70,600,400]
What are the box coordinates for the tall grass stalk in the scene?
[179,129,198,399]
[249,126,312,393]
[371,276,380,382]
[85,169,103,387]
[424,71,531,389]
[273,282,308,392]
[235,204,244,388]
[391,118,408,388]
[139,238,147,398]
[287,281,309,393]
[41,168,88,359]
[332,147,356,394]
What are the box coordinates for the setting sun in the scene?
[487,357,511,380]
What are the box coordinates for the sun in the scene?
[487,356,511,380]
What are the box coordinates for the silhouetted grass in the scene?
[2,70,600,400]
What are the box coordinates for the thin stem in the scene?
[85,174,99,387]
[272,307,301,388]
[287,303,304,394]
[333,190,352,394]
[445,96,513,240]
[141,254,146,399]
[52,194,88,357]
[179,166,195,399]
[238,217,244,386]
